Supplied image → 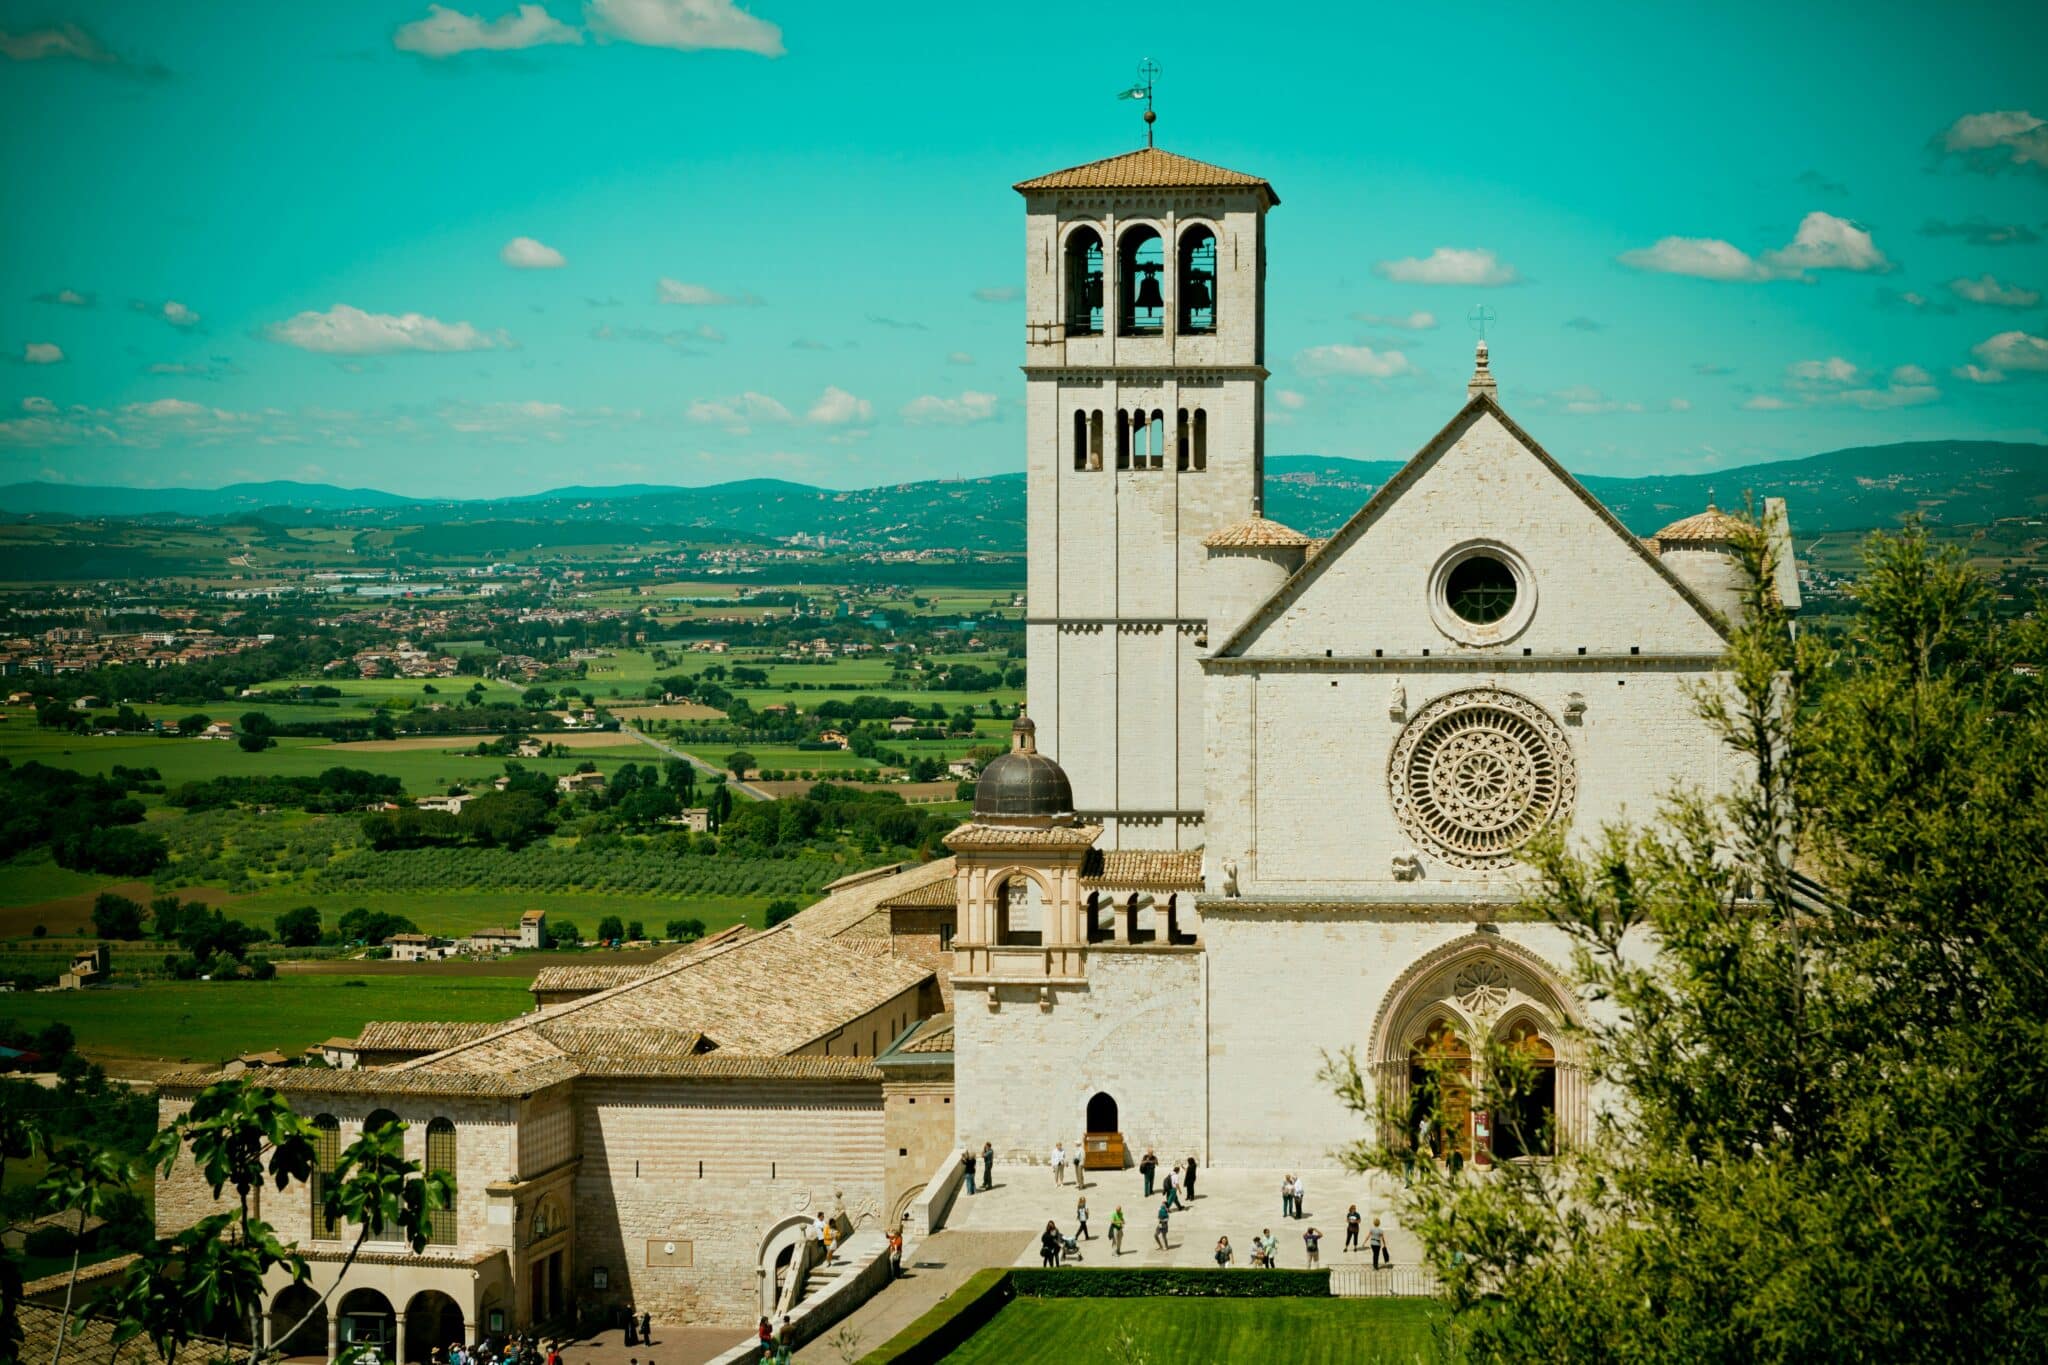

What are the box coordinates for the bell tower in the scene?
[1014,145,1277,849]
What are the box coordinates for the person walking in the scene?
[887,1225,904,1279]
[1139,1149,1158,1197]
[1280,1174,1293,1221]
[1040,1220,1061,1268]
[757,1319,772,1352]
[1261,1229,1279,1268]
[638,1310,651,1346]
[624,1306,638,1348]
[1214,1235,1234,1268]
[1109,1205,1125,1255]
[1076,1195,1092,1240]
[775,1316,793,1365]
[1154,1199,1172,1250]
[962,1147,977,1195]
[1303,1225,1322,1268]
[1183,1154,1198,1201]
[1292,1173,1307,1220]
[1369,1216,1389,1270]
[821,1218,838,1264]
[981,1140,995,1191]
[1164,1163,1184,1210]
[1051,1140,1067,1186]
[1344,1203,1362,1254]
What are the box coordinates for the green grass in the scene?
[0,854,105,908]
[942,1297,1440,1364]
[0,972,534,1065]
[228,887,776,937]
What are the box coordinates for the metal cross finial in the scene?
[1466,304,1497,339]
[1117,59,1162,146]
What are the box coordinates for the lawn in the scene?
[0,971,535,1066]
[942,1297,1440,1364]
[0,854,105,908]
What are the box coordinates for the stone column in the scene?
[394,1311,408,1365]
[327,1313,340,1363]
[1112,897,1130,943]
[466,1318,480,1347]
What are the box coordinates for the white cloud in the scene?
[806,386,871,426]
[901,391,998,426]
[1971,330,2048,377]
[1274,389,1306,411]
[1350,310,1438,330]
[693,323,725,343]
[657,278,757,306]
[36,288,92,307]
[1555,384,1644,415]
[132,299,200,327]
[946,351,974,366]
[1,23,119,65]
[1294,344,1413,379]
[972,286,1020,303]
[23,343,64,365]
[1760,357,1939,410]
[395,4,584,56]
[1949,274,2040,308]
[1373,248,1518,286]
[1953,363,2005,385]
[21,397,57,414]
[1667,398,1692,412]
[1620,212,1889,282]
[122,398,210,419]
[1787,356,1862,387]
[1935,110,2048,176]
[686,391,793,433]
[501,236,567,269]
[586,0,784,56]
[1742,395,1796,411]
[264,303,509,354]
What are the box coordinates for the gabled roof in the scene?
[1014,147,1277,204]
[353,1021,497,1054]
[1212,392,1733,659]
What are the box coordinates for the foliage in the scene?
[546,918,581,946]
[596,915,625,943]
[765,899,800,927]
[665,917,705,942]
[725,749,758,779]
[1326,523,2048,1363]
[168,767,402,814]
[312,841,847,899]
[335,907,420,946]
[0,758,164,873]
[92,891,148,940]
[273,905,323,947]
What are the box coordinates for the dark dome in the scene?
[973,711,1074,821]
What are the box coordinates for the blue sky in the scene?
[2,0,2044,496]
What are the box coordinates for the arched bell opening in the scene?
[1117,226,1165,336]
[1064,226,1104,336]
[994,873,1047,947]
[1178,225,1217,334]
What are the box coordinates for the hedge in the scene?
[855,1266,1332,1361]
[1010,1268,1333,1298]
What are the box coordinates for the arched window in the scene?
[362,1109,400,1238]
[1115,410,1131,470]
[425,1118,457,1246]
[1118,226,1165,336]
[1072,410,1087,471]
[1089,411,1103,470]
[311,1114,340,1238]
[1176,409,1190,471]
[1064,227,1104,336]
[1149,411,1166,470]
[1492,1020,1558,1159]
[1179,226,1218,334]
[995,875,1044,947]
[1408,1018,1473,1161]
[1193,408,1208,471]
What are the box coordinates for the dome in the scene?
[973,710,1074,822]
[1201,516,1314,550]
[1653,504,1746,546]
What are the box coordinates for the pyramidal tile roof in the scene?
[1015,147,1277,203]
[1653,506,1747,544]
[1201,515,1314,549]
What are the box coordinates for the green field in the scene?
[227,887,776,937]
[943,1297,1440,1364]
[0,971,535,1065]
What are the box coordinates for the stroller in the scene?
[1058,1232,1084,1263]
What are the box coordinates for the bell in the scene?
[1184,271,1213,311]
[1134,267,1164,311]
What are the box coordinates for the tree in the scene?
[596,915,625,944]
[547,919,581,947]
[0,1109,42,1359]
[235,731,274,753]
[36,1143,135,1364]
[91,892,147,940]
[708,783,734,830]
[176,714,212,737]
[765,899,800,928]
[457,790,551,849]
[1325,522,2048,1362]
[666,918,706,942]
[725,750,757,780]
[273,905,322,947]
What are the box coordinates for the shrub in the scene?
[765,899,800,928]
[857,1267,1014,1365]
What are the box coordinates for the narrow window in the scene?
[1064,227,1104,336]
[1179,226,1218,334]
[362,1109,400,1238]
[426,1118,458,1246]
[311,1114,341,1238]
[1193,408,1208,471]
[1176,408,1190,471]
[1115,410,1130,470]
[1072,410,1087,471]
[1118,226,1166,336]
[1088,411,1103,470]
[1150,411,1166,470]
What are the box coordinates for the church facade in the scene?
[149,143,1795,1348]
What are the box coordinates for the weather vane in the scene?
[1466,304,1497,339]
[1116,59,1161,146]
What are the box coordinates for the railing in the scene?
[1329,1263,1441,1298]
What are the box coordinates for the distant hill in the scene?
[3,440,2042,549]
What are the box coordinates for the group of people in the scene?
[756,1315,795,1362]
[619,1307,653,1347]
[959,1140,995,1194]
[1279,1172,1308,1219]
[1135,1149,1198,1205]
[1344,1204,1394,1268]
[1212,1228,1304,1269]
[423,1335,559,1365]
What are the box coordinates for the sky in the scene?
[1,0,2045,497]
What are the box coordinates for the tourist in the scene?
[821,1218,839,1264]
[1041,1220,1061,1268]
[1073,1135,1088,1189]
[981,1140,995,1190]
[962,1146,977,1195]
[1249,1234,1268,1269]
[1292,1173,1307,1219]
[1280,1174,1293,1220]
[1369,1216,1389,1270]
[1051,1140,1067,1185]
[624,1305,638,1347]
[887,1225,904,1278]
[638,1310,651,1345]
[1184,1153,1199,1201]
[1214,1234,1233,1267]
[1163,1163,1183,1210]
[1345,1203,1362,1253]
[1303,1225,1322,1267]
[757,1318,772,1350]
[1262,1229,1280,1268]
[775,1315,793,1364]
[1139,1148,1159,1196]
[1109,1204,1125,1255]
[1154,1199,1172,1250]
[1076,1195,1092,1240]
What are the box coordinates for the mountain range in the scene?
[3,440,2043,551]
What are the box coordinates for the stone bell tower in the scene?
[1014,145,1278,850]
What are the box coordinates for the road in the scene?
[618,723,772,801]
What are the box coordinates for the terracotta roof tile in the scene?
[1082,848,1204,889]
[1201,516,1314,549]
[882,879,957,910]
[570,1055,882,1081]
[353,1021,497,1054]
[790,858,955,938]
[1015,147,1276,203]
[536,1024,706,1058]
[527,964,655,993]
[944,823,1102,850]
[902,1014,955,1054]
[1654,506,1747,544]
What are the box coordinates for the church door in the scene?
[1408,1017,1473,1161]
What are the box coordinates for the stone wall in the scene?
[791,981,929,1059]
[887,908,955,1006]
[882,1077,958,1225]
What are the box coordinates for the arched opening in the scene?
[1064,227,1104,336]
[758,1215,816,1318]
[1115,409,1131,470]
[1491,1018,1558,1160]
[1148,411,1165,470]
[1193,408,1208,471]
[1084,891,1111,944]
[1086,1092,1118,1132]
[271,1283,326,1359]
[1128,893,1156,944]
[1117,226,1165,336]
[995,874,1045,947]
[336,1288,396,1357]
[1088,410,1103,469]
[1179,225,1217,334]
[362,1109,401,1239]
[1072,410,1087,471]
[403,1290,465,1363]
[310,1114,340,1238]
[425,1117,457,1246]
[1408,1016,1472,1161]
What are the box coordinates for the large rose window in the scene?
[1389,689,1575,868]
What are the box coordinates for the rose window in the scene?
[1390,689,1576,868]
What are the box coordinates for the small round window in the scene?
[1445,555,1517,625]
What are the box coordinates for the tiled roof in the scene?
[536,1024,707,1058]
[158,1058,581,1097]
[882,879,957,910]
[353,1021,497,1054]
[1015,147,1276,203]
[902,1014,955,1054]
[570,1055,883,1081]
[528,963,656,993]
[23,1253,137,1300]
[944,823,1103,850]
[1654,506,1747,544]
[1201,516,1314,549]
[18,1301,185,1365]
[791,858,955,939]
[1082,848,1204,889]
